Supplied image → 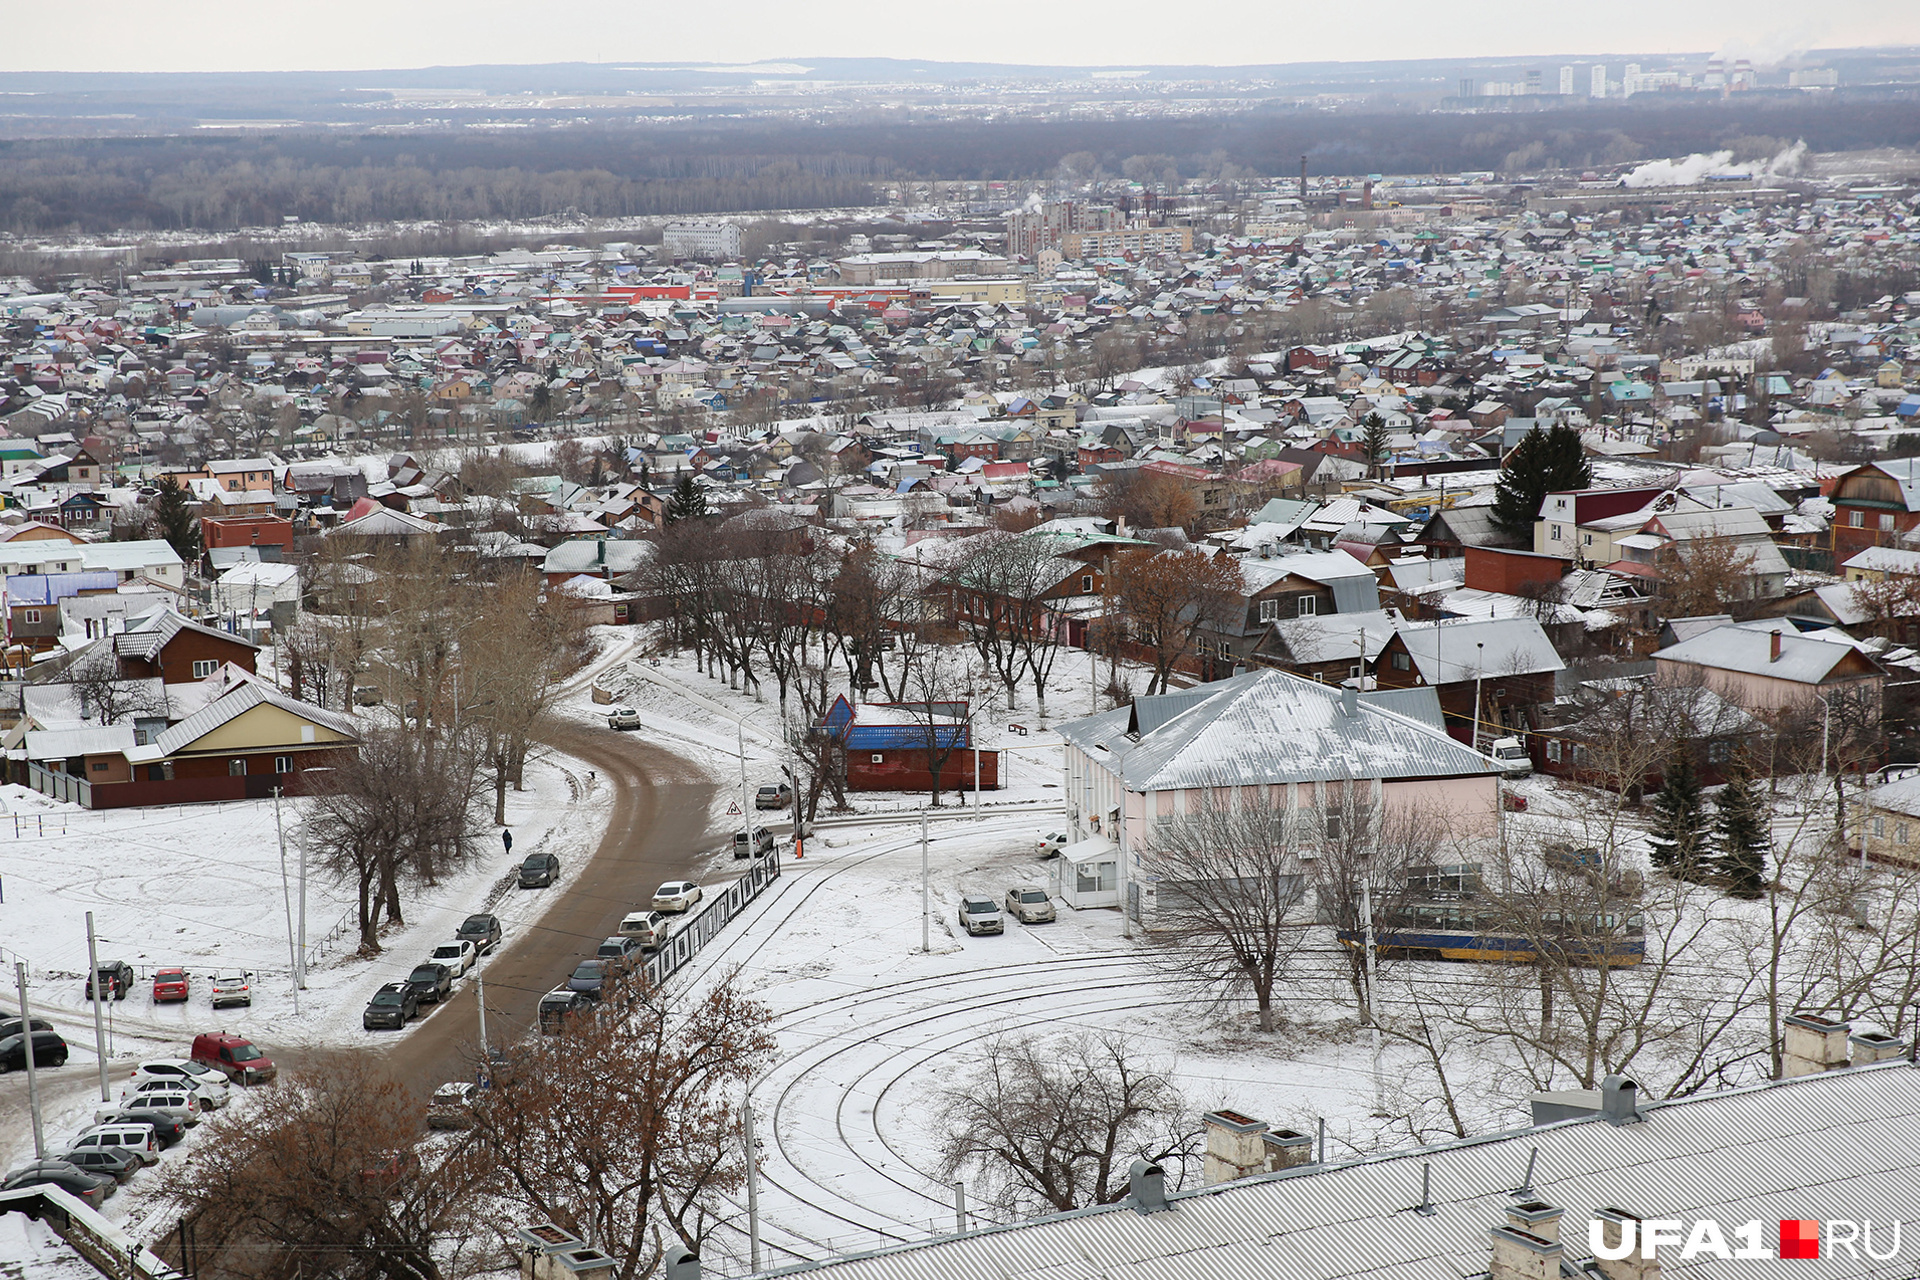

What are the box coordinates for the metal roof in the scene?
[1654,623,1871,686]
[1393,618,1567,686]
[769,1062,1920,1280]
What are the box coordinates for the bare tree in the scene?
[1102,548,1244,695]
[64,643,169,725]
[937,1031,1198,1216]
[474,975,774,1280]
[464,568,592,825]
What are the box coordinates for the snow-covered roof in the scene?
[1058,668,1496,791]
[1654,622,1878,685]
[1392,617,1566,684]
[154,681,357,756]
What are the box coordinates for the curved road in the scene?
[380,720,717,1094]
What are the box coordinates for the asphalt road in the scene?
[376,720,717,1097]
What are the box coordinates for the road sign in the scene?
[727,802,742,815]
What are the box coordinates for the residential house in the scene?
[813,695,998,793]
[1372,617,1566,745]
[1652,620,1885,713]
[1830,459,1920,561]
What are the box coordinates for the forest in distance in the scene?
[3,97,1919,234]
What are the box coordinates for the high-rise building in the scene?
[1559,65,1575,95]
[1590,64,1608,99]
[1005,201,1122,260]
[1459,77,1475,100]
[1622,63,1642,96]
[1526,68,1543,94]
[661,222,742,261]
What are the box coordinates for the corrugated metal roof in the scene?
[1654,623,1867,685]
[1394,618,1566,685]
[770,1063,1920,1280]
[154,681,357,755]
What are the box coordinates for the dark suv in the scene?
[87,961,136,1001]
[518,852,560,888]
[406,963,453,1006]
[0,1029,68,1071]
[457,913,504,955]
[363,983,420,1030]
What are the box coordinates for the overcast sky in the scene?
[6,1,1912,74]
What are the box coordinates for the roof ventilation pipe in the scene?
[1127,1159,1170,1214]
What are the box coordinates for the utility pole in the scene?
[1474,641,1485,752]
[273,787,300,1016]
[16,962,44,1158]
[743,1089,763,1272]
[85,912,108,1102]
[920,808,931,954]
[737,720,754,838]
[1359,865,1385,1116]
[476,972,489,1057]
[296,820,308,989]
[953,1180,968,1233]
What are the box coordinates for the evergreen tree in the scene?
[1359,413,1392,479]
[1491,424,1593,541]
[153,474,202,564]
[1712,760,1769,899]
[1648,743,1708,880]
[665,473,708,524]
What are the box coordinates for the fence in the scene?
[642,851,781,988]
[26,759,91,807]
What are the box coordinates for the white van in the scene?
[1489,736,1532,778]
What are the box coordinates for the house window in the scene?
[1582,532,1594,546]
[229,759,246,777]
[1549,524,1563,541]
[1849,510,1864,527]
[21,610,38,625]
[1708,740,1731,763]
[1873,816,1887,837]
[1324,811,1343,842]
[1900,824,1910,846]
[192,660,218,678]
[1547,739,1562,762]
[1392,651,1411,671]
[1881,514,1896,531]
[272,756,292,774]
[1081,574,1094,593]
[147,765,166,782]
[1296,596,1317,618]
[1258,599,1282,623]
[90,761,108,772]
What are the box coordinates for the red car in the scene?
[190,1032,276,1085]
[152,968,190,1003]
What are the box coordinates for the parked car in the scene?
[567,959,616,1000]
[518,852,560,888]
[0,1016,52,1039]
[89,1107,186,1149]
[427,1082,478,1130]
[0,1029,68,1072]
[210,971,252,1009]
[55,1146,140,1184]
[596,936,645,972]
[63,1124,160,1167]
[618,911,672,950]
[363,983,420,1030]
[2,1161,111,1208]
[87,961,136,1001]
[122,1075,227,1113]
[652,880,703,913]
[537,987,594,1033]
[128,1058,229,1098]
[190,1032,276,1085]
[606,706,643,731]
[1037,832,1069,856]
[958,897,1005,936]
[457,913,504,955]
[428,939,476,977]
[732,827,775,858]
[96,1092,199,1132]
[406,963,454,1006]
[1004,885,1057,924]
[1489,736,1533,779]
[754,783,792,810]
[152,967,190,1003]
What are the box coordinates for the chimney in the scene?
[1202,1110,1267,1184]
[1128,1158,1171,1214]
[596,538,606,565]
[1783,1013,1851,1076]
[1300,155,1309,203]
[1505,1201,1564,1243]
[1769,629,1782,662]
[1488,1224,1562,1280]
[1262,1127,1316,1172]
[1593,1208,1660,1280]
[1599,1075,1640,1126]
[662,1244,701,1280]
[1341,684,1359,716]
[1362,181,1375,211]
[1849,1030,1907,1064]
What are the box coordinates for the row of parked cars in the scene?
[957,885,1059,936]
[3,1038,278,1207]
[85,962,254,1009]
[363,914,501,1031]
[534,879,705,1031]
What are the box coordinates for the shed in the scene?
[1049,835,1120,909]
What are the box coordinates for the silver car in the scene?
[1004,885,1056,924]
[958,897,1004,936]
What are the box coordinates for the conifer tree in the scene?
[1648,743,1707,880]
[665,472,708,524]
[1491,424,1592,541]
[1712,759,1769,899]
[153,473,202,564]
[1360,413,1392,479]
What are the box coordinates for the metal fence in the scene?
[642,851,781,988]
[25,759,91,808]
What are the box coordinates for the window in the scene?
[192,660,218,679]
[1708,740,1731,763]
[21,609,38,625]
[1850,510,1865,528]
[273,756,292,775]
[1873,816,1887,837]
[1391,651,1411,671]
[1323,811,1343,842]
[1258,599,1282,623]
[1295,596,1317,618]
[1583,532,1594,546]
[228,759,246,777]
[1881,513,1896,531]
[1900,824,1910,846]
[90,761,108,772]
[1549,524,1563,541]
[1547,739,1562,762]
[1081,574,1094,593]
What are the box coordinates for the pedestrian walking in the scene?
[502,829,514,855]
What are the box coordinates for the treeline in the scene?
[4,96,1918,233]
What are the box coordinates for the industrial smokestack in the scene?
[1299,156,1308,203]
